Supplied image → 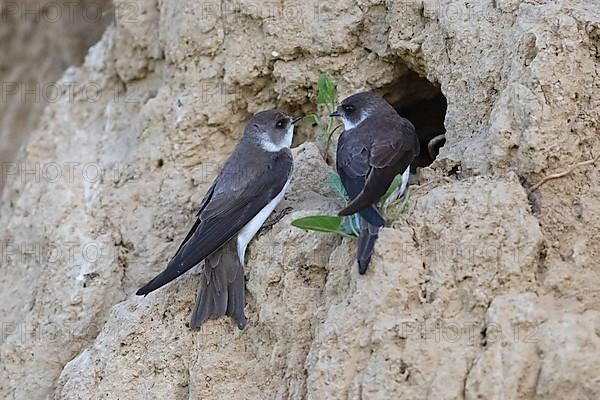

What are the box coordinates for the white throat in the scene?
[342,111,367,131]
[260,125,293,152]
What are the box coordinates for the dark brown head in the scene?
[331,92,394,130]
[244,110,303,151]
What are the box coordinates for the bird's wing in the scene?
[170,180,217,257]
[369,117,418,169]
[137,150,293,296]
[337,117,418,222]
[336,130,370,199]
[336,131,385,226]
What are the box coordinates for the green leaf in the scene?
[291,215,355,238]
[316,74,336,106]
[326,173,348,199]
[340,214,360,237]
[385,188,412,221]
[396,188,411,214]
[291,215,342,233]
[382,173,404,202]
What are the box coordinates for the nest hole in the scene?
[379,71,448,169]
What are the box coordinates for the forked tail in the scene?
[190,238,246,329]
[357,216,381,274]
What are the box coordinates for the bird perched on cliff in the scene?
[331,92,419,273]
[137,110,302,329]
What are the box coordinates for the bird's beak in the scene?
[290,115,304,125]
[330,110,340,117]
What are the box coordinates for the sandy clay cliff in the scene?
[0,0,599,399]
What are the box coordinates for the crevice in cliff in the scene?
[379,71,448,169]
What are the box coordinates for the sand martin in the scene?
[331,92,419,273]
[137,110,302,329]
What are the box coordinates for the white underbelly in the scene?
[236,180,290,264]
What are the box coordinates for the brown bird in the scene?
[137,110,302,329]
[331,92,419,273]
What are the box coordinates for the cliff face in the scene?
[0,0,599,399]
[0,0,113,194]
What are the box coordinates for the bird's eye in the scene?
[276,119,286,128]
[342,104,355,113]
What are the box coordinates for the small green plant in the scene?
[291,172,409,238]
[303,74,342,157]
[384,187,411,221]
[292,173,361,238]
[291,215,356,238]
[292,75,411,238]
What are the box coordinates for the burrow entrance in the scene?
[379,71,447,169]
